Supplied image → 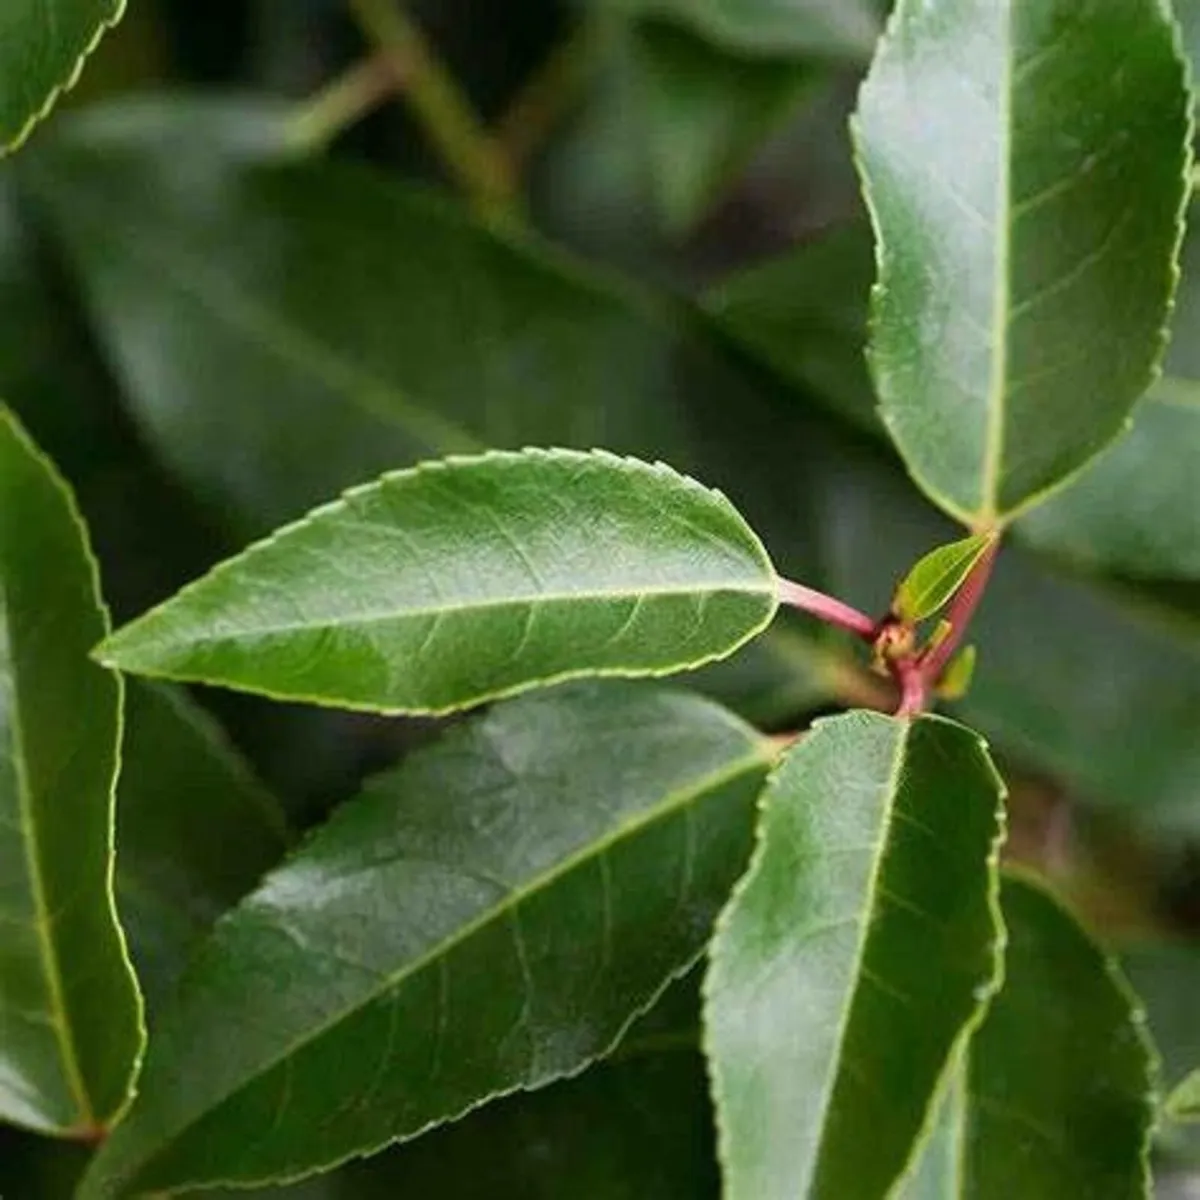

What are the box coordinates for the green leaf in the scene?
[1014,210,1200,578]
[704,710,1006,1200]
[936,644,976,701]
[893,533,994,623]
[897,875,1155,1199]
[0,405,142,1136]
[0,0,124,152]
[96,449,778,715]
[78,681,771,1197]
[18,99,700,539]
[853,0,1192,525]
[1166,1071,1200,1124]
[631,21,818,233]
[116,681,289,1013]
[704,219,881,433]
[597,0,881,60]
[341,973,718,1199]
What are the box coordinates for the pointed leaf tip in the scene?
[96,448,779,715]
[894,533,995,623]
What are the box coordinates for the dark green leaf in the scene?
[704,711,1006,1200]
[78,682,771,1197]
[597,0,881,60]
[704,218,880,433]
[898,875,1155,1199]
[1166,1071,1200,1123]
[0,406,142,1136]
[853,0,1191,525]
[0,0,123,152]
[116,681,289,1012]
[631,21,817,233]
[19,100,701,539]
[96,449,778,715]
[335,973,718,1199]
[893,533,994,623]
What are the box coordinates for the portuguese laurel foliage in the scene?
[0,0,1196,1197]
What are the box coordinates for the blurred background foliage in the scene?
[1,0,1198,1193]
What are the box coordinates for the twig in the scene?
[347,0,517,219]
[285,54,403,152]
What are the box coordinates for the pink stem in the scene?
[894,663,928,717]
[921,538,999,680]
[776,578,877,640]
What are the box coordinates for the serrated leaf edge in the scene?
[81,716,773,1197]
[851,0,1194,530]
[0,403,145,1134]
[93,447,780,717]
[1,0,128,157]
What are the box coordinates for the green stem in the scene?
[285,55,402,152]
[348,0,518,219]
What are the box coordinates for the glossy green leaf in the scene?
[898,875,1155,1199]
[704,710,1006,1200]
[893,533,994,623]
[96,449,778,715]
[1166,1071,1200,1123]
[598,0,881,60]
[341,973,718,1199]
[0,0,124,152]
[116,681,289,1013]
[79,682,771,1197]
[631,21,817,233]
[19,99,700,540]
[853,0,1191,525]
[0,406,142,1136]
[704,219,881,432]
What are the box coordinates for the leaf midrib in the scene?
[102,577,779,660]
[0,580,94,1131]
[806,716,908,1195]
[114,743,773,1191]
[977,2,1016,523]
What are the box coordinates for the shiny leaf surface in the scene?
[96,449,778,715]
[854,0,1191,524]
[704,711,1006,1200]
[0,406,142,1136]
[898,875,1155,1199]
[0,0,123,151]
[79,682,771,1196]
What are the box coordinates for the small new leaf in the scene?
[893,534,994,624]
[937,645,977,702]
[1166,1070,1200,1124]
[94,449,779,715]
